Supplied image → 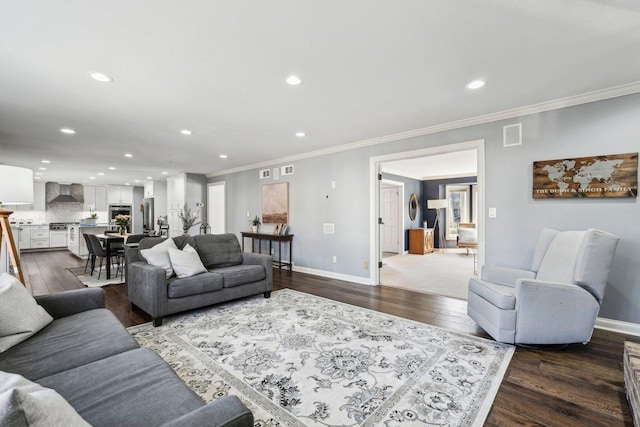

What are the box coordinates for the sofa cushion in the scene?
[194,234,243,269]
[215,264,266,288]
[140,237,178,278]
[0,273,53,353]
[0,371,90,427]
[168,244,207,278]
[167,272,224,298]
[37,348,204,427]
[0,309,138,380]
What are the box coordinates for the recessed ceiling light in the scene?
[219,154,228,159]
[89,176,96,180]
[98,172,104,176]
[89,72,113,83]
[146,176,152,179]
[124,153,133,158]
[38,167,46,170]
[295,132,306,137]
[34,176,41,179]
[108,166,116,170]
[134,180,140,183]
[466,80,485,89]
[60,128,76,134]
[41,160,50,164]
[124,183,130,186]
[161,171,168,175]
[180,129,193,135]
[35,172,43,176]
[286,75,302,85]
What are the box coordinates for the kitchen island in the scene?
[68,224,111,258]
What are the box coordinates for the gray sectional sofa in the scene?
[126,233,273,326]
[0,287,253,427]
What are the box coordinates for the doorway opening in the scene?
[207,182,226,234]
[369,139,485,300]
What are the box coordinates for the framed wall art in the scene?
[262,182,289,223]
[533,152,637,199]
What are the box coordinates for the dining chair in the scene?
[87,234,123,280]
[82,233,96,275]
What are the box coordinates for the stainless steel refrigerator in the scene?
[142,198,154,234]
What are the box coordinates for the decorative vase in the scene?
[119,227,126,235]
[250,225,258,233]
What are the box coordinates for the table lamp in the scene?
[0,165,34,285]
[427,199,447,253]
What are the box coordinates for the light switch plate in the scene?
[488,207,497,218]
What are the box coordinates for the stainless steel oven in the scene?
[108,204,132,231]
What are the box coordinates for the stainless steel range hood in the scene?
[46,182,84,206]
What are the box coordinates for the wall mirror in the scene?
[444,184,477,240]
[408,193,418,221]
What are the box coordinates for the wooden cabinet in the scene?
[409,228,434,254]
[107,185,133,205]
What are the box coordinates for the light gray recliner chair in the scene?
[467,228,619,345]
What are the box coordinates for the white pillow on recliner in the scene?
[0,273,53,353]
[140,238,178,278]
[458,228,477,244]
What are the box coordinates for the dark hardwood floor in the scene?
[21,249,637,426]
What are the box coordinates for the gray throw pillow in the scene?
[0,371,90,426]
[0,274,53,353]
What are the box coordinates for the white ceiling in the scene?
[1,1,639,185]
[382,150,477,181]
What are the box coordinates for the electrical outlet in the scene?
[332,256,337,264]
[363,261,369,269]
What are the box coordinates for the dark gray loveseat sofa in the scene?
[126,233,273,326]
[0,287,253,426]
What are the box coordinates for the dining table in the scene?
[94,233,126,279]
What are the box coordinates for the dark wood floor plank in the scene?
[18,250,635,426]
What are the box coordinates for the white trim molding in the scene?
[595,317,640,337]
[208,81,640,178]
[293,266,372,286]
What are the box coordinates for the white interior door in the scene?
[207,182,226,234]
[381,186,400,253]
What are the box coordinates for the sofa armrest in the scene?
[514,279,600,344]
[242,252,273,291]
[35,288,105,319]
[129,262,168,320]
[480,265,536,287]
[160,396,253,427]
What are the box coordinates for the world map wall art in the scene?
[533,152,638,199]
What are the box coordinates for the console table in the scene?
[241,232,293,271]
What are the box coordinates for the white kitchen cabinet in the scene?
[144,182,155,198]
[33,182,46,211]
[166,174,185,210]
[30,225,49,248]
[19,225,31,250]
[0,227,20,274]
[107,185,134,205]
[84,185,108,211]
[49,230,67,248]
[166,173,205,236]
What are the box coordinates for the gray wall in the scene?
[210,92,640,324]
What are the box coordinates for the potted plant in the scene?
[114,214,131,235]
[249,215,261,233]
[85,204,98,225]
[178,204,199,235]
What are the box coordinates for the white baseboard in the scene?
[595,317,640,337]
[292,266,373,286]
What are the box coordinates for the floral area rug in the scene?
[128,289,514,427]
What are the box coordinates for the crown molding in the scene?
[207,81,640,178]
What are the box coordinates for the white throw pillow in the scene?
[167,244,207,278]
[0,371,90,427]
[0,274,53,353]
[140,238,178,278]
[458,227,477,244]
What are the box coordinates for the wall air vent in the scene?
[503,123,522,147]
[281,165,294,176]
[259,169,271,179]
